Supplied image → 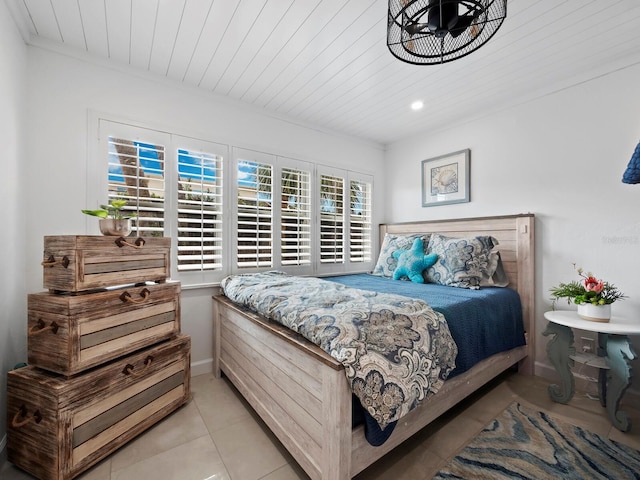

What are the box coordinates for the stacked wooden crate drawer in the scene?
[7,235,191,480]
[7,336,190,480]
[27,281,182,376]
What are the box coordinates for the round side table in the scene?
[543,310,639,432]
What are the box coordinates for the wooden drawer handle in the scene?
[115,237,146,249]
[41,255,69,268]
[12,404,42,428]
[28,318,59,336]
[119,288,151,304]
[122,355,154,377]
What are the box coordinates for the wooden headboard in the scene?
[380,214,535,374]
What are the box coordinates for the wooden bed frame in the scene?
[213,214,535,480]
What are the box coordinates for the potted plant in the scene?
[550,265,625,322]
[82,199,137,236]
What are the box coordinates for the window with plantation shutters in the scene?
[96,116,375,285]
[319,174,345,265]
[177,148,223,272]
[281,167,311,266]
[237,159,273,268]
[349,179,372,263]
[107,137,165,237]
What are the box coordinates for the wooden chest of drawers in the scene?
[42,235,170,292]
[7,335,191,480]
[27,282,181,376]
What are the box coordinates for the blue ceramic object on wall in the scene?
[622,141,640,184]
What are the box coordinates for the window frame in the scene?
[172,135,229,286]
[231,148,316,276]
[276,156,314,276]
[348,172,374,265]
[231,147,276,272]
[314,167,375,275]
[316,165,347,275]
[94,119,232,285]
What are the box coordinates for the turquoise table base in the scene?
[542,322,575,403]
[543,321,636,432]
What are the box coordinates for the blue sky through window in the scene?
[108,140,218,183]
[237,160,259,188]
[178,149,216,180]
[237,160,270,202]
[108,140,163,183]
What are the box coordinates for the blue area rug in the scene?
[433,402,640,479]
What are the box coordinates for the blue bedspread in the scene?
[325,274,525,377]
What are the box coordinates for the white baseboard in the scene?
[190,358,213,377]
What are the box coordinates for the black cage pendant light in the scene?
[387,0,507,65]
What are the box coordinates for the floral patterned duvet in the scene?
[221,272,458,429]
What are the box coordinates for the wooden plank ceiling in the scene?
[8,0,640,146]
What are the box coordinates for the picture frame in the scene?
[421,149,470,207]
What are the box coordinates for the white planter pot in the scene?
[577,303,611,323]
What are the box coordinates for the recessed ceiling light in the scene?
[411,100,424,111]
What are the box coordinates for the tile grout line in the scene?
[190,394,234,479]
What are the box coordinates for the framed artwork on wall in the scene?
[421,149,470,207]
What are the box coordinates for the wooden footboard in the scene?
[213,296,352,479]
[213,214,535,480]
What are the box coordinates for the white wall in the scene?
[0,0,27,450]
[384,62,640,391]
[23,46,385,377]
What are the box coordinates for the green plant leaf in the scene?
[81,209,109,218]
[109,199,128,209]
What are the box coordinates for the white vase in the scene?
[577,303,611,323]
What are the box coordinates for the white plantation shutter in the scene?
[319,173,345,265]
[280,166,311,266]
[236,158,273,268]
[349,177,372,263]
[107,136,165,237]
[177,148,223,272]
[96,117,376,285]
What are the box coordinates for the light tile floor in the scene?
[2,371,638,480]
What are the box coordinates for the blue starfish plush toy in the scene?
[392,238,438,283]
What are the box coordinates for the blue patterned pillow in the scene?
[424,234,499,289]
[392,238,438,283]
[371,233,430,278]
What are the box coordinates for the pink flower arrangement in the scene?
[550,266,626,306]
